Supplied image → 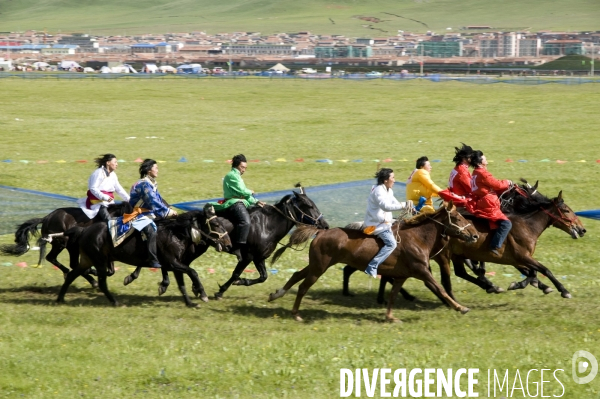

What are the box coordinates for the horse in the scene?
[57,208,231,307]
[343,182,586,303]
[0,202,132,287]
[268,202,479,322]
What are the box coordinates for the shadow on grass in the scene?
[0,284,205,308]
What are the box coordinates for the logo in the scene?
[572,350,598,384]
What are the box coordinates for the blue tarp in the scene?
[575,210,600,221]
[176,64,202,74]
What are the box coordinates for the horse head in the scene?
[200,204,232,251]
[546,191,586,239]
[289,188,329,229]
[439,201,479,243]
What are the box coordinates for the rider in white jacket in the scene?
[363,168,413,277]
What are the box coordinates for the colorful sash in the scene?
[85,190,114,209]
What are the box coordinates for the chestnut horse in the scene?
[268,202,479,322]
[343,183,586,303]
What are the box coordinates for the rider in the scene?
[363,168,413,278]
[448,143,474,199]
[78,153,130,221]
[213,154,262,260]
[406,156,442,214]
[469,150,513,256]
[126,159,178,268]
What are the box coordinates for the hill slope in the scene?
[0,0,599,36]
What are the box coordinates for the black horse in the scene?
[125,189,330,299]
[0,202,132,287]
[58,208,231,307]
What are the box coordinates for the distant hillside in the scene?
[0,0,599,36]
[535,55,596,70]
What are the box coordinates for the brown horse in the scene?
[343,184,586,303]
[268,202,479,322]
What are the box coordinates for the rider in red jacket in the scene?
[469,150,513,256]
[448,143,473,198]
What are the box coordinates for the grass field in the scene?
[1,0,599,36]
[1,79,600,398]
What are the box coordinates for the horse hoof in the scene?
[495,287,505,293]
[200,296,209,303]
[92,282,99,289]
[460,307,470,314]
[157,284,168,296]
[214,292,223,300]
[123,276,133,286]
[231,279,243,286]
[487,286,504,294]
[543,287,554,295]
[508,282,518,290]
[562,292,572,299]
[292,314,304,322]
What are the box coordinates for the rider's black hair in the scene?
[94,154,117,169]
[452,143,474,166]
[374,168,394,185]
[232,154,247,168]
[470,150,485,167]
[415,156,429,169]
[139,159,157,178]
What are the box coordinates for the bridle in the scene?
[540,201,579,231]
[426,207,473,239]
[268,196,324,227]
[191,215,230,246]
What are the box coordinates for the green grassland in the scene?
[0,79,600,398]
[0,0,599,36]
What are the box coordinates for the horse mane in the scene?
[345,221,364,230]
[506,184,554,215]
[107,201,133,214]
[271,225,319,266]
[157,210,203,240]
[403,205,449,226]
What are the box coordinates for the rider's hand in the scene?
[106,197,114,202]
[405,200,414,210]
[257,201,266,207]
[167,208,178,218]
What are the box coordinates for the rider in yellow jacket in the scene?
[406,156,442,214]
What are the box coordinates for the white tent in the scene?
[159,65,176,73]
[83,67,96,73]
[143,63,159,73]
[268,63,290,72]
[100,66,112,73]
[60,60,81,70]
[33,61,50,68]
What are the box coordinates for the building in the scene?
[420,41,463,57]
[543,40,584,56]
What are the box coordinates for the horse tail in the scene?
[270,225,318,266]
[0,218,42,256]
[36,236,48,267]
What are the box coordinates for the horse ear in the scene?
[446,200,454,210]
[203,203,216,217]
[294,182,304,195]
[533,180,539,191]
[557,190,563,202]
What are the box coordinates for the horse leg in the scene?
[528,270,554,295]
[433,255,455,300]
[66,244,98,289]
[56,268,84,303]
[385,278,407,322]
[214,258,252,299]
[452,256,502,293]
[172,270,197,308]
[172,260,208,303]
[518,259,570,298]
[158,268,170,296]
[268,266,310,302]
[507,266,534,291]
[96,262,119,306]
[342,265,358,296]
[123,266,142,286]
[233,258,268,286]
[291,269,326,322]
[413,265,470,314]
[45,242,71,278]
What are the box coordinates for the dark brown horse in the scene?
[343,184,586,303]
[0,202,132,287]
[57,208,231,307]
[268,202,479,322]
